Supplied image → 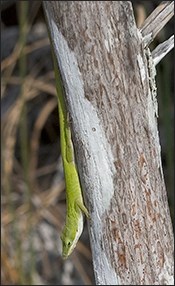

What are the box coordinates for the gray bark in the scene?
[43,1,174,285]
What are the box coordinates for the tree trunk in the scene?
[43,1,174,285]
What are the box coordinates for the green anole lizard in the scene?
[52,53,89,259]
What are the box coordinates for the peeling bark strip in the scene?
[43,2,174,285]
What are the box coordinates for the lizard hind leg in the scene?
[76,199,89,218]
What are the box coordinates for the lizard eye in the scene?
[67,241,71,246]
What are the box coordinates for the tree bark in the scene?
[43,1,174,285]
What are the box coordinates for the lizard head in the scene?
[60,214,83,259]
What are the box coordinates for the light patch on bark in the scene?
[104,39,110,53]
[158,258,174,285]
[105,18,117,52]
[145,48,163,175]
[146,48,158,118]
[137,53,146,85]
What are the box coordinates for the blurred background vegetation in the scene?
[1,1,174,285]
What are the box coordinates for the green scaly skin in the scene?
[52,54,89,259]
